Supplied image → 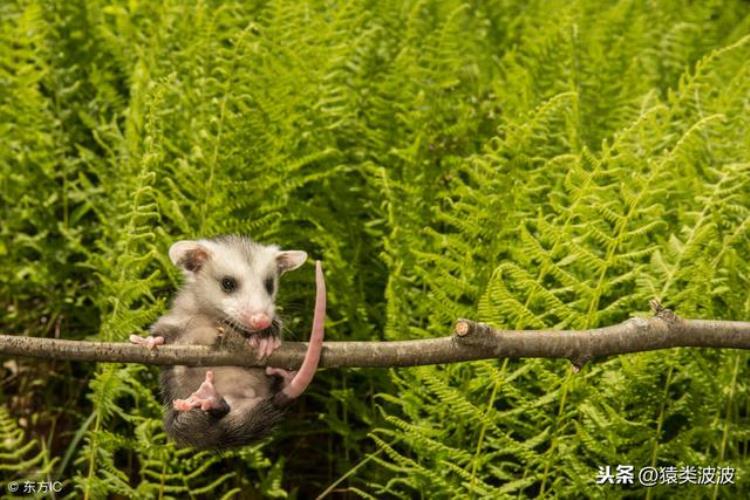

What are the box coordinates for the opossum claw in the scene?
[129,334,164,350]
[249,335,280,360]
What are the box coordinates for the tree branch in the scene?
[1,302,749,370]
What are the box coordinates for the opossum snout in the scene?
[243,312,271,330]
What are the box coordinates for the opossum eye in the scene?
[220,276,237,293]
[264,276,275,295]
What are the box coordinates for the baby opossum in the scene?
[130,235,326,449]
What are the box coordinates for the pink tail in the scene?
[282,260,326,399]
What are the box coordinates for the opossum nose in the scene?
[249,313,271,330]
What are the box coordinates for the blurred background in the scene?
[1,0,749,497]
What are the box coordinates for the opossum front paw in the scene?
[248,334,281,360]
[172,370,228,414]
[129,334,164,350]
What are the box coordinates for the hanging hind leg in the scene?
[165,396,286,449]
[164,370,285,449]
[171,370,229,414]
[164,370,230,449]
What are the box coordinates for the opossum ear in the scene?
[169,240,210,273]
[276,250,307,274]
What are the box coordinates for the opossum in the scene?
[129,235,325,449]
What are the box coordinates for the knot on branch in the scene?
[649,299,681,324]
[454,319,474,337]
[454,319,495,338]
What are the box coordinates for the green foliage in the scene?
[0,406,56,493]
[1,0,749,498]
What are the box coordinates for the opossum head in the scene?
[168,235,307,332]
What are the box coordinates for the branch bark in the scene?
[1,303,749,370]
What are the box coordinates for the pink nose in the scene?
[248,313,271,330]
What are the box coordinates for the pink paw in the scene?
[248,335,281,360]
[129,334,164,350]
[172,370,225,412]
[172,399,195,412]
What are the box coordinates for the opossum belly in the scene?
[212,366,273,401]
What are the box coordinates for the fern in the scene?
[372,2,750,498]
[0,407,56,493]
[2,0,750,497]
